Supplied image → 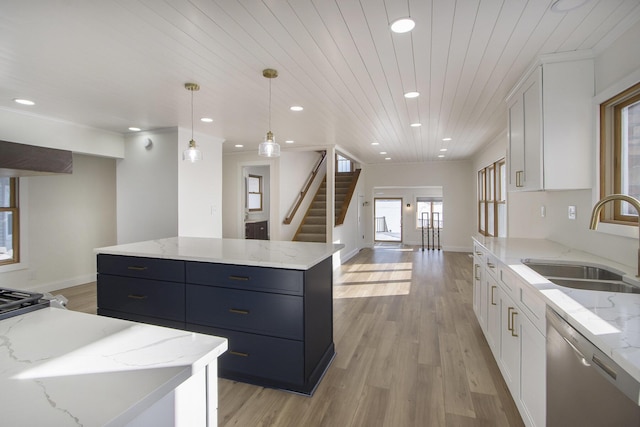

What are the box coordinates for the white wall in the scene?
[117,129,179,244]
[0,154,117,292]
[117,127,224,243]
[333,167,365,262]
[177,127,224,238]
[363,161,475,252]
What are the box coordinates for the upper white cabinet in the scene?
[506,52,594,192]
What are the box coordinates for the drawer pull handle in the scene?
[230,351,249,357]
[229,308,250,315]
[128,266,148,271]
[127,294,148,300]
[229,275,249,281]
[487,262,495,269]
[510,309,518,337]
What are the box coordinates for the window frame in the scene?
[600,81,640,226]
[246,174,263,212]
[0,177,20,266]
[415,198,443,229]
[478,158,506,237]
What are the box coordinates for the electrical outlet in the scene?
[568,205,576,220]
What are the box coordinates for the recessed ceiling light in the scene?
[285,140,294,144]
[404,91,420,98]
[438,154,445,158]
[390,18,415,33]
[380,151,387,155]
[440,148,448,152]
[410,123,422,127]
[442,137,452,141]
[371,142,380,146]
[128,127,141,132]
[385,157,391,160]
[234,144,244,148]
[290,105,304,111]
[13,98,35,106]
[550,0,591,12]
[200,117,213,123]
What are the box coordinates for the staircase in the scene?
[293,170,360,243]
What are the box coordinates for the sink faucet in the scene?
[589,194,640,277]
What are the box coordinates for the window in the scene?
[478,159,506,237]
[336,154,353,172]
[416,198,443,229]
[0,177,19,266]
[600,82,640,224]
[246,175,263,212]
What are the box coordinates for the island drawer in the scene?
[186,262,303,295]
[97,275,185,322]
[98,254,185,283]
[188,324,304,385]
[186,285,303,340]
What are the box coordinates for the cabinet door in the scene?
[508,96,525,191]
[472,257,483,320]
[485,276,500,356]
[499,292,520,395]
[522,70,542,191]
[520,313,545,427]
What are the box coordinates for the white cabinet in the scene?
[506,52,594,192]
[471,239,546,427]
[472,244,486,330]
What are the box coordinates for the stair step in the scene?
[300,224,326,234]
[294,233,326,243]
[304,216,325,225]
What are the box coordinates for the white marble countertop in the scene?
[95,237,344,270]
[0,307,228,427]
[473,236,640,384]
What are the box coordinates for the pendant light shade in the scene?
[259,68,280,158]
[183,82,202,162]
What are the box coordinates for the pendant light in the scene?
[183,82,202,162]
[258,68,280,157]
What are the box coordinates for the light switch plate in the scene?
[568,205,576,220]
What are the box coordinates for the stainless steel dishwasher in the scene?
[547,307,640,426]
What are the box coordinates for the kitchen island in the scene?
[0,306,227,427]
[95,237,343,395]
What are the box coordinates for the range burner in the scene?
[0,287,50,321]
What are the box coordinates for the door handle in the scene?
[490,285,497,305]
[510,309,518,337]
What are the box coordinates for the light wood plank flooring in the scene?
[53,247,523,427]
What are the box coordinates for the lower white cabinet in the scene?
[472,239,546,427]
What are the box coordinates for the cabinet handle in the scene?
[490,285,497,305]
[515,170,524,188]
[229,308,250,315]
[474,264,481,280]
[510,309,518,337]
[487,262,495,269]
[475,251,483,257]
[127,294,148,300]
[127,266,148,271]
[507,307,514,331]
[229,351,249,357]
[229,275,250,281]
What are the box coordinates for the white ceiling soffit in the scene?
[1,1,639,164]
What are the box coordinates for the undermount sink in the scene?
[522,260,640,294]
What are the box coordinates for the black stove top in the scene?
[0,287,50,321]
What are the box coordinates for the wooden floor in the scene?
[54,247,523,427]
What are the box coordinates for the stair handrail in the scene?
[283,151,327,224]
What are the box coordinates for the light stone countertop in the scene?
[473,236,640,385]
[0,307,227,426]
[95,237,344,270]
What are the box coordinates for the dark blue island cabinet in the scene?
[97,253,334,395]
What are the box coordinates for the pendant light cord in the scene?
[268,77,272,132]
[191,88,194,141]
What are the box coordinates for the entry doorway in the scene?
[374,198,402,242]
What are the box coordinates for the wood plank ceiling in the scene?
[1,0,639,164]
